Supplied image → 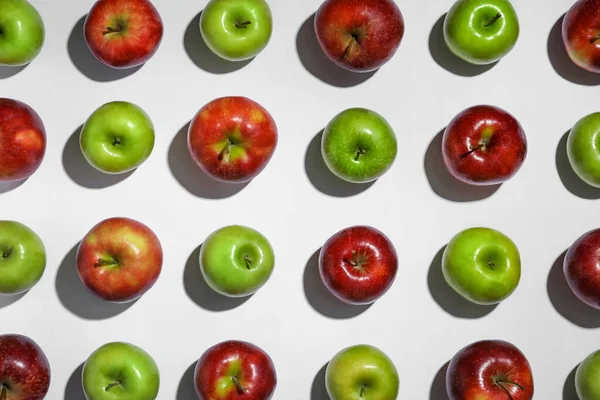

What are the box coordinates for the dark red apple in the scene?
[0,98,46,182]
[188,96,278,183]
[84,0,163,69]
[442,105,527,186]
[319,225,398,305]
[76,217,163,302]
[0,334,50,400]
[447,340,534,400]
[314,0,404,72]
[194,340,276,400]
[564,228,600,309]
[562,0,600,73]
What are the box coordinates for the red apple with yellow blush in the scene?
[562,0,600,73]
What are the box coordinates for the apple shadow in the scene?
[310,362,329,400]
[555,131,600,199]
[296,14,376,87]
[548,15,600,86]
[428,14,497,77]
[67,16,142,82]
[424,129,500,202]
[427,246,497,319]
[176,361,197,400]
[62,125,134,189]
[0,64,28,80]
[168,122,249,199]
[547,250,600,328]
[184,244,250,311]
[64,362,85,400]
[55,243,136,320]
[563,365,579,400]
[0,292,27,309]
[0,179,26,194]
[303,248,371,319]
[184,11,252,74]
[430,361,450,400]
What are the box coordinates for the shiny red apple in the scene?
[84,0,163,69]
[0,98,46,182]
[442,105,527,186]
[319,225,398,305]
[0,334,50,400]
[562,0,600,73]
[76,217,163,302]
[194,340,277,400]
[314,0,404,72]
[447,340,534,400]
[188,96,278,183]
[564,228,600,309]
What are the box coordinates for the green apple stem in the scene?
[1,385,6,400]
[360,384,367,398]
[244,255,254,269]
[488,261,496,270]
[104,381,121,391]
[232,376,247,394]
[218,140,233,161]
[102,26,123,35]
[2,247,12,259]
[484,13,502,27]
[95,257,118,267]
[354,148,367,161]
[235,21,251,29]
[112,137,122,146]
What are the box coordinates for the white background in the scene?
[0,0,598,398]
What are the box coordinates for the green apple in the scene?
[80,101,155,174]
[576,350,600,400]
[442,227,521,305]
[326,344,399,400]
[0,0,44,66]
[200,0,272,61]
[567,112,600,188]
[443,0,519,65]
[0,220,45,295]
[321,108,397,183]
[200,225,274,297]
[83,342,160,400]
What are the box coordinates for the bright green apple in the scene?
[200,0,272,61]
[80,101,155,174]
[442,227,521,305]
[567,112,600,188]
[83,342,160,400]
[200,225,274,297]
[576,349,600,400]
[443,0,519,65]
[326,344,399,400]
[321,108,397,183]
[0,220,45,295]
[0,0,44,66]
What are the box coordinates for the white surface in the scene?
[0,0,598,398]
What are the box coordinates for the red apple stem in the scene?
[495,378,525,394]
[231,376,247,394]
[104,381,121,391]
[484,13,502,27]
[218,140,233,161]
[2,247,12,259]
[460,144,484,159]
[102,25,124,35]
[590,33,600,44]
[354,148,366,161]
[1,385,6,400]
[235,21,251,29]
[343,37,357,60]
[95,258,118,267]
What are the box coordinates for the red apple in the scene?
[564,228,600,309]
[319,225,398,305]
[0,98,46,182]
[0,334,50,400]
[84,0,163,69]
[314,0,405,72]
[442,105,527,186]
[76,217,163,302]
[188,96,278,183]
[447,340,534,400]
[194,340,277,400]
[562,0,600,73]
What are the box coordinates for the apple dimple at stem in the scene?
[1,247,12,259]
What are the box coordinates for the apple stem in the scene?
[102,25,123,35]
[460,144,484,159]
[590,33,600,44]
[484,13,502,27]
[231,376,247,394]
[235,21,251,29]
[360,384,367,398]
[218,140,233,161]
[354,148,366,161]
[95,257,118,267]
[488,261,495,270]
[1,247,12,259]
[343,37,357,60]
[104,381,121,391]
[1,385,6,400]
[244,255,253,269]
[112,137,122,146]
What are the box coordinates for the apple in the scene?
[188,96,277,183]
[567,112,600,187]
[194,340,276,400]
[447,340,534,400]
[0,334,50,400]
[564,228,600,309]
[83,342,159,400]
[321,108,397,183]
[563,0,600,73]
[0,0,44,66]
[0,98,46,182]
[326,344,399,400]
[314,0,404,72]
[443,0,520,65]
[80,101,155,174]
[0,220,45,295]
[576,349,600,400]
[200,0,272,61]
[442,105,527,186]
[319,225,398,305]
[84,0,163,69]
[76,217,163,302]
[442,227,521,305]
[200,225,274,297]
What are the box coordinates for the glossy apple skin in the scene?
[84,0,163,69]
[319,226,398,305]
[563,0,600,73]
[188,96,277,183]
[442,105,527,186]
[314,0,404,72]
[567,113,600,187]
[0,334,50,400]
[0,0,45,66]
[194,340,276,400]
[576,349,600,400]
[447,340,534,400]
[0,98,46,182]
[76,217,163,303]
[564,228,600,309]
